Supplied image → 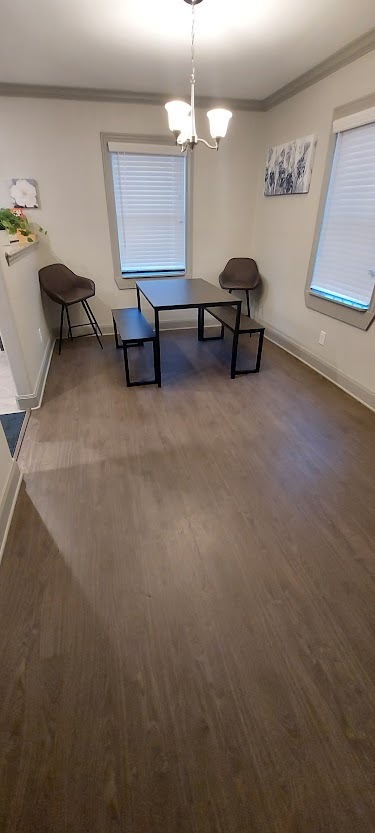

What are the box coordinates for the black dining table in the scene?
[135,278,242,386]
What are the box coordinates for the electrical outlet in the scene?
[38,328,43,343]
[319,330,326,346]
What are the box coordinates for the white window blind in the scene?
[110,150,186,276]
[311,120,375,311]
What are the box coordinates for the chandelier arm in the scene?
[197,137,219,151]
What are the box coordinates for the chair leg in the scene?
[246,289,251,318]
[81,301,103,349]
[82,299,103,337]
[58,305,65,355]
[66,305,73,340]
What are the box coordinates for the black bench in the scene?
[112,308,160,387]
[201,305,265,378]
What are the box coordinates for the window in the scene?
[306,103,375,330]
[108,142,187,279]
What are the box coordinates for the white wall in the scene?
[0,245,52,406]
[253,50,375,397]
[0,97,263,328]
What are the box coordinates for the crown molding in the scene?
[263,26,375,110]
[0,82,264,112]
[1,26,375,113]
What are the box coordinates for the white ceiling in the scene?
[1,0,375,100]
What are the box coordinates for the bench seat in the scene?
[206,305,264,334]
[200,303,265,377]
[112,308,155,343]
[111,307,160,388]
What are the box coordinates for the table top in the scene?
[136,278,240,310]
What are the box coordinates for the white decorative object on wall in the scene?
[264,135,317,196]
[9,179,39,208]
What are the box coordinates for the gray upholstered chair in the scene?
[39,264,103,354]
[219,258,260,317]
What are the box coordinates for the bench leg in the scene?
[233,330,265,376]
[155,310,162,387]
[231,329,239,379]
[122,338,159,387]
[152,338,159,386]
[123,343,131,386]
[199,309,225,341]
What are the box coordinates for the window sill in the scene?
[309,289,369,312]
[115,273,187,290]
[305,288,375,330]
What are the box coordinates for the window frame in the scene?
[305,95,375,330]
[101,132,193,290]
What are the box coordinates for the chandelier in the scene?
[165,0,232,152]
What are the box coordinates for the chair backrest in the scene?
[219,258,260,290]
[39,264,79,299]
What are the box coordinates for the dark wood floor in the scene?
[1,329,375,833]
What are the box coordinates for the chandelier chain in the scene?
[191,0,196,85]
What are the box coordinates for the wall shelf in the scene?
[4,240,39,266]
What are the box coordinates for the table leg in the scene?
[198,307,204,340]
[113,317,120,349]
[231,303,241,379]
[154,309,162,387]
[136,285,141,311]
[255,330,264,373]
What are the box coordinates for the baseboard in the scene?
[16,335,54,410]
[264,322,375,412]
[0,460,22,563]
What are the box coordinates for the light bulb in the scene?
[207,109,232,140]
[165,101,191,135]
[176,115,191,147]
